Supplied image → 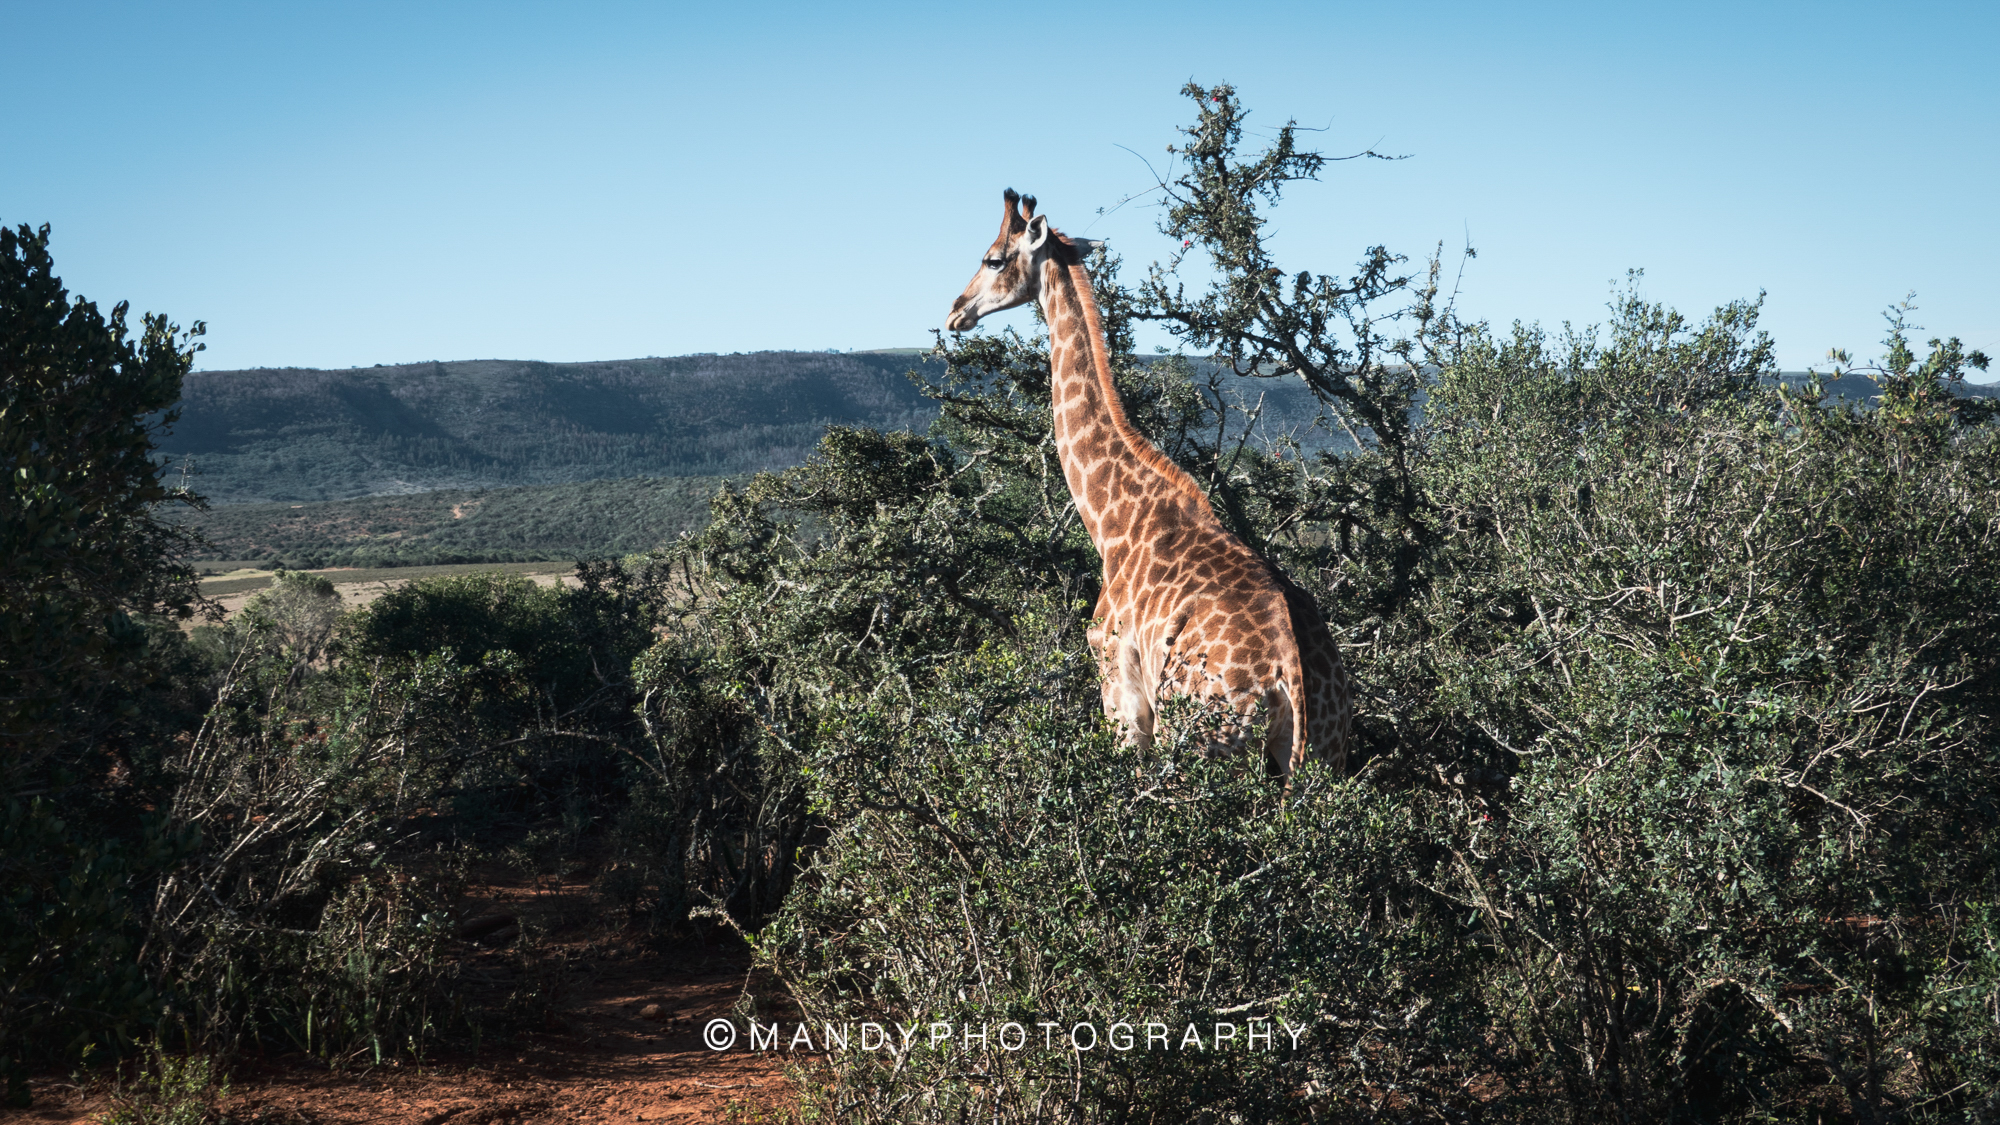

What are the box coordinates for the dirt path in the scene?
[6,911,798,1124]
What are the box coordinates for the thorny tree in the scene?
[1135,82,1464,624]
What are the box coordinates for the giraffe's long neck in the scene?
[1037,257,1208,561]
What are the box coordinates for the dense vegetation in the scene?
[7,85,1999,1123]
[170,474,727,568]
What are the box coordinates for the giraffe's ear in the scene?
[1025,214,1051,252]
[1066,237,1105,259]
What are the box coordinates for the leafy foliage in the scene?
[97,1042,230,1125]
[1,221,206,777]
[1402,309,2000,1121]
[765,637,1489,1123]
[0,222,205,1103]
[138,565,668,1065]
[234,570,343,681]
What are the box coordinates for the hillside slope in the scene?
[160,351,942,504]
[156,345,1993,511]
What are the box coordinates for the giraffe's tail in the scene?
[1282,654,1312,782]
[1260,641,1312,783]
[1273,579,1342,781]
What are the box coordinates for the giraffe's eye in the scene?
[984,258,1004,270]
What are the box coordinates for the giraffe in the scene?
[945,190,1353,779]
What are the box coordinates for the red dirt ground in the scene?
[3,882,799,1125]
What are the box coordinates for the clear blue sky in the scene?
[5,1,1994,377]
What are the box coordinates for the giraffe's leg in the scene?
[1118,632,1156,752]
[1086,591,1125,732]
[1261,682,1300,781]
[1085,586,1111,656]
[1098,644,1124,732]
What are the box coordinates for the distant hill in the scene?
[158,351,944,504]
[1775,370,1999,404]
[155,346,1994,512]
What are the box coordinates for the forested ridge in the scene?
[157,351,1966,571]
[158,350,944,504]
[157,349,1990,512]
[156,349,1345,564]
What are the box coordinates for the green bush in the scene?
[1398,308,2000,1120]
[0,798,177,1105]
[0,221,204,1102]
[729,318,2000,1120]
[124,564,677,1067]
[1,222,205,775]
[140,639,491,1059]
[341,567,660,847]
[763,622,1492,1123]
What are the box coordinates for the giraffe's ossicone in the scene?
[947,190,1354,779]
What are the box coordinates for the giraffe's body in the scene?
[948,191,1352,778]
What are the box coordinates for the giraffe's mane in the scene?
[1057,242,1209,508]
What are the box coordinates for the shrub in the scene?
[0,221,206,776]
[1400,309,2000,1120]
[141,643,489,1058]
[340,567,660,849]
[763,618,1493,1123]
[0,221,204,1102]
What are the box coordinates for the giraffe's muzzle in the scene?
[945,301,981,333]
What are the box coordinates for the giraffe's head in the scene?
[945,189,1103,332]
